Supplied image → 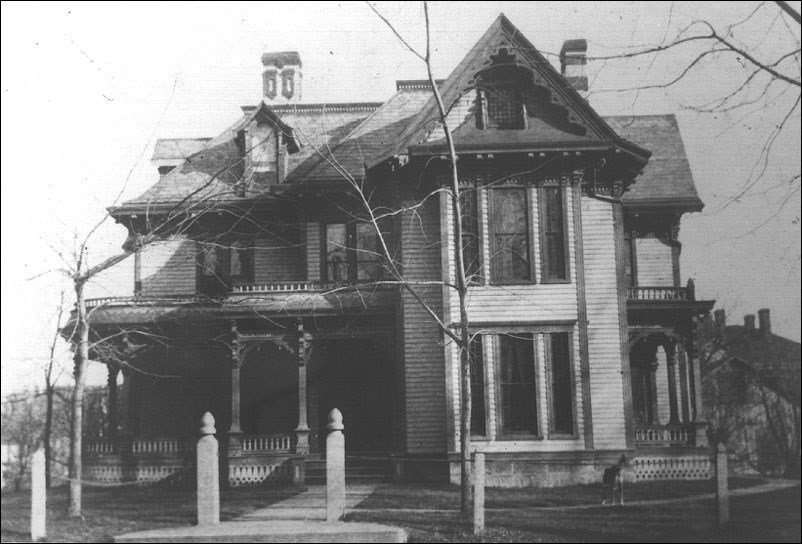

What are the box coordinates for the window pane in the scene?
[499,334,537,434]
[487,87,524,129]
[549,333,574,435]
[356,223,382,281]
[491,188,530,281]
[469,336,486,436]
[326,224,347,281]
[459,187,481,282]
[230,241,252,280]
[201,243,219,277]
[541,187,567,281]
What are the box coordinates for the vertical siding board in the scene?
[401,195,447,454]
[572,185,594,449]
[581,196,627,450]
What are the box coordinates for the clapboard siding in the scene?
[140,237,197,296]
[401,197,447,453]
[253,234,303,282]
[635,237,674,286]
[452,185,578,323]
[306,223,320,281]
[581,197,627,450]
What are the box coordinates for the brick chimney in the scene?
[744,314,756,330]
[714,309,726,329]
[262,51,302,103]
[560,39,588,93]
[758,308,771,336]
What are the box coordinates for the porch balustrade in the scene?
[232,282,332,293]
[240,434,294,453]
[83,437,193,456]
[634,423,692,446]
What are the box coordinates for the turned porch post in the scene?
[665,341,680,425]
[107,364,120,441]
[677,346,691,424]
[295,318,310,455]
[229,321,243,437]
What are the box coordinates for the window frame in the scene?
[459,184,483,285]
[488,186,536,285]
[196,240,254,295]
[494,332,541,440]
[321,221,384,284]
[538,184,571,284]
[543,331,578,439]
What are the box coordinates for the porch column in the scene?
[665,342,680,425]
[107,364,120,441]
[677,347,691,423]
[654,346,668,424]
[229,321,243,450]
[295,318,310,455]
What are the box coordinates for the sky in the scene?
[1,1,800,397]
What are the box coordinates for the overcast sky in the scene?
[2,1,800,397]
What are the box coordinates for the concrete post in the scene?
[716,443,729,527]
[473,452,485,535]
[197,412,220,526]
[30,449,46,542]
[326,408,345,523]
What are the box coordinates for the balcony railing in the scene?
[627,279,696,302]
[231,282,333,293]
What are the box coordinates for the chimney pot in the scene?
[560,39,588,93]
[758,308,771,336]
[261,51,302,102]
[744,314,756,330]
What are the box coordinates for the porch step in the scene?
[304,458,392,485]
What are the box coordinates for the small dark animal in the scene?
[602,454,631,506]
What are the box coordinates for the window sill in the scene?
[540,279,571,285]
[547,433,580,441]
[496,434,544,441]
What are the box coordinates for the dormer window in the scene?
[475,54,529,130]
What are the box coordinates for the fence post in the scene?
[197,412,220,526]
[326,408,346,522]
[30,449,46,542]
[473,452,485,535]
[716,442,729,527]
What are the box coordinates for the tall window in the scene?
[459,186,481,283]
[497,333,538,436]
[547,332,575,436]
[490,188,531,282]
[624,230,636,287]
[324,222,383,283]
[539,186,569,282]
[469,336,486,436]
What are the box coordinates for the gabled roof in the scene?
[113,14,702,216]
[378,14,649,165]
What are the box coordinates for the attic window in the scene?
[485,86,524,129]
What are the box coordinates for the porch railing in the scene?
[241,434,294,453]
[634,423,692,446]
[231,282,332,293]
[83,437,194,455]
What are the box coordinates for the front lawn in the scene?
[1,484,302,543]
[349,484,801,543]
[356,477,766,510]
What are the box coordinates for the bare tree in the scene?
[591,1,800,232]
[1,392,45,491]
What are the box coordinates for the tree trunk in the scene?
[44,384,54,488]
[68,279,88,517]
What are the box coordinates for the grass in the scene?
[356,477,767,510]
[1,484,303,543]
[1,478,797,543]
[349,484,802,543]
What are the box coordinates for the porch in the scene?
[83,316,398,487]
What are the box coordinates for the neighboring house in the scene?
[73,15,715,487]
[702,309,801,478]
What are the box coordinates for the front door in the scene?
[317,339,392,454]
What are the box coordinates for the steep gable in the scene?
[376,14,649,166]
